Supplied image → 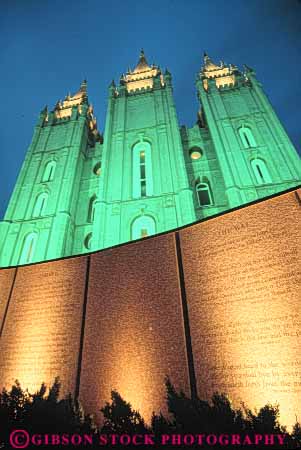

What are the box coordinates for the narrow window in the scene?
[20,232,37,264]
[93,162,101,176]
[43,161,56,182]
[133,142,153,198]
[88,195,96,223]
[140,151,146,197]
[140,228,148,238]
[196,182,213,207]
[131,216,156,240]
[84,232,92,250]
[33,193,48,217]
[251,159,272,184]
[239,127,257,148]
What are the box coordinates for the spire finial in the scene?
[139,48,147,64]
[80,79,87,92]
[132,48,150,73]
[203,51,210,63]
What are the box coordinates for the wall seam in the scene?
[75,255,91,399]
[0,267,18,339]
[174,232,198,399]
[294,189,301,206]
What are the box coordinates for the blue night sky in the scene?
[1,0,300,219]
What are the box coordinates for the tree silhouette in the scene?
[0,377,300,449]
[100,390,148,435]
[0,378,96,448]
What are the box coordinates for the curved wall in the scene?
[0,188,300,426]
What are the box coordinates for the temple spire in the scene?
[80,79,87,92]
[203,51,214,67]
[133,49,150,73]
[121,50,161,92]
[139,48,147,63]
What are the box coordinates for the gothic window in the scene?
[43,161,56,182]
[131,215,156,240]
[84,232,92,250]
[93,162,101,176]
[88,195,97,223]
[20,232,37,264]
[251,159,272,184]
[239,127,257,148]
[196,182,213,207]
[132,141,153,198]
[33,192,48,217]
[139,151,146,196]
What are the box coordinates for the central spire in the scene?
[133,49,151,73]
[121,50,163,93]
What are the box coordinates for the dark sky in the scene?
[1,0,300,219]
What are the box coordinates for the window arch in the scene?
[195,182,213,207]
[43,160,56,182]
[87,195,97,223]
[20,232,37,264]
[239,127,257,148]
[131,215,156,240]
[132,141,153,198]
[33,192,48,217]
[84,232,92,250]
[251,159,272,184]
[93,162,101,176]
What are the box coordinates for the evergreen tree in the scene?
[100,390,148,435]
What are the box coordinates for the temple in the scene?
[0,51,300,266]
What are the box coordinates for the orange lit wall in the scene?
[0,258,87,396]
[80,234,189,422]
[180,189,301,427]
[0,189,300,427]
[0,268,16,331]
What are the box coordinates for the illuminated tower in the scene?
[93,50,195,249]
[0,82,102,266]
[184,53,300,214]
[0,51,300,267]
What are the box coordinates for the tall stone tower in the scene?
[0,51,300,267]
[93,50,195,250]
[187,53,300,212]
[0,81,102,266]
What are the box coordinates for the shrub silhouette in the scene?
[0,377,300,449]
[100,390,148,435]
[0,378,96,449]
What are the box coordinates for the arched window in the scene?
[33,192,48,217]
[87,195,97,223]
[196,182,213,207]
[251,159,272,184]
[131,215,156,240]
[239,127,257,148]
[20,232,37,264]
[43,161,56,182]
[132,141,153,198]
[84,232,92,250]
[93,162,101,176]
